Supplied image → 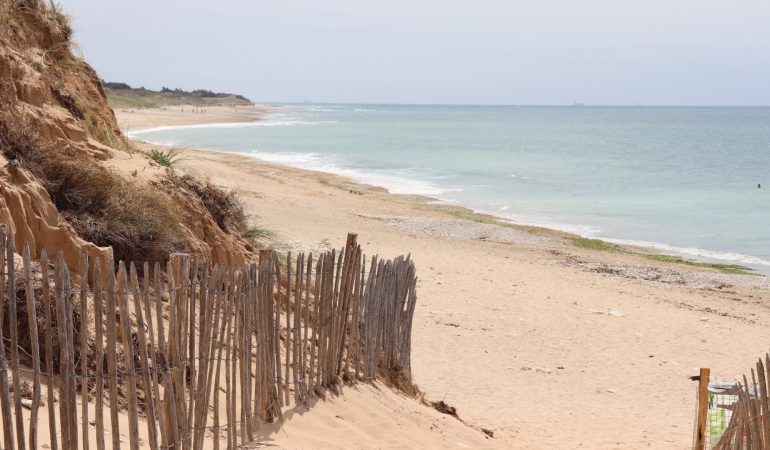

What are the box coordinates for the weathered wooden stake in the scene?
[0,229,14,450]
[93,258,105,450]
[23,245,42,450]
[42,250,57,450]
[695,368,711,450]
[79,254,89,450]
[8,234,27,450]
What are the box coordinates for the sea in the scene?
[129,104,770,273]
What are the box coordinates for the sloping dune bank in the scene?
[255,383,496,449]
[116,110,770,449]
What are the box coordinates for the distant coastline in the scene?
[115,103,268,133]
[103,81,253,109]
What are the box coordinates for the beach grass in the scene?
[47,1,73,40]
[148,146,184,167]
[244,226,278,244]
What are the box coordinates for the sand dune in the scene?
[257,383,498,449]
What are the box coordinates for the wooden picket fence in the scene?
[0,229,418,450]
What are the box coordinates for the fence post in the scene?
[8,233,28,450]
[0,229,14,450]
[695,368,711,450]
[24,244,42,450]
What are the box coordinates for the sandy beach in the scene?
[113,104,269,133]
[114,109,770,449]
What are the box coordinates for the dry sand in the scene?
[16,382,493,450]
[115,109,770,449]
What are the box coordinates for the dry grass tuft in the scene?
[243,226,278,246]
[430,400,458,417]
[163,171,247,234]
[45,0,72,41]
[381,365,421,398]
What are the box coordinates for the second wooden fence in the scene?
[0,229,417,450]
[693,355,770,450]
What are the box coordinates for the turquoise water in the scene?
[130,105,770,271]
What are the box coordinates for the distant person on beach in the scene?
[759,183,762,189]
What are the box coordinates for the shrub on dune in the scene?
[0,114,184,264]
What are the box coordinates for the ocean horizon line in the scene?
[265,101,770,109]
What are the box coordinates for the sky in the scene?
[62,0,770,106]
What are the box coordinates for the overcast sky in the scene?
[62,0,770,105]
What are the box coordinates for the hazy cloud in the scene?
[63,0,770,105]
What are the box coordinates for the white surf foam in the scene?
[245,151,454,196]
[245,151,324,167]
[603,238,770,267]
[126,119,336,138]
[494,213,770,269]
[493,208,770,267]
[496,212,604,236]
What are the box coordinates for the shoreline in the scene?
[175,146,769,283]
[112,108,770,448]
[124,110,768,276]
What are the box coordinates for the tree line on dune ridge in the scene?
[101,80,251,102]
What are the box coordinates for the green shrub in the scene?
[243,227,277,244]
[147,146,184,167]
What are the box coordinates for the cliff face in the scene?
[0,0,129,154]
[0,0,252,271]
